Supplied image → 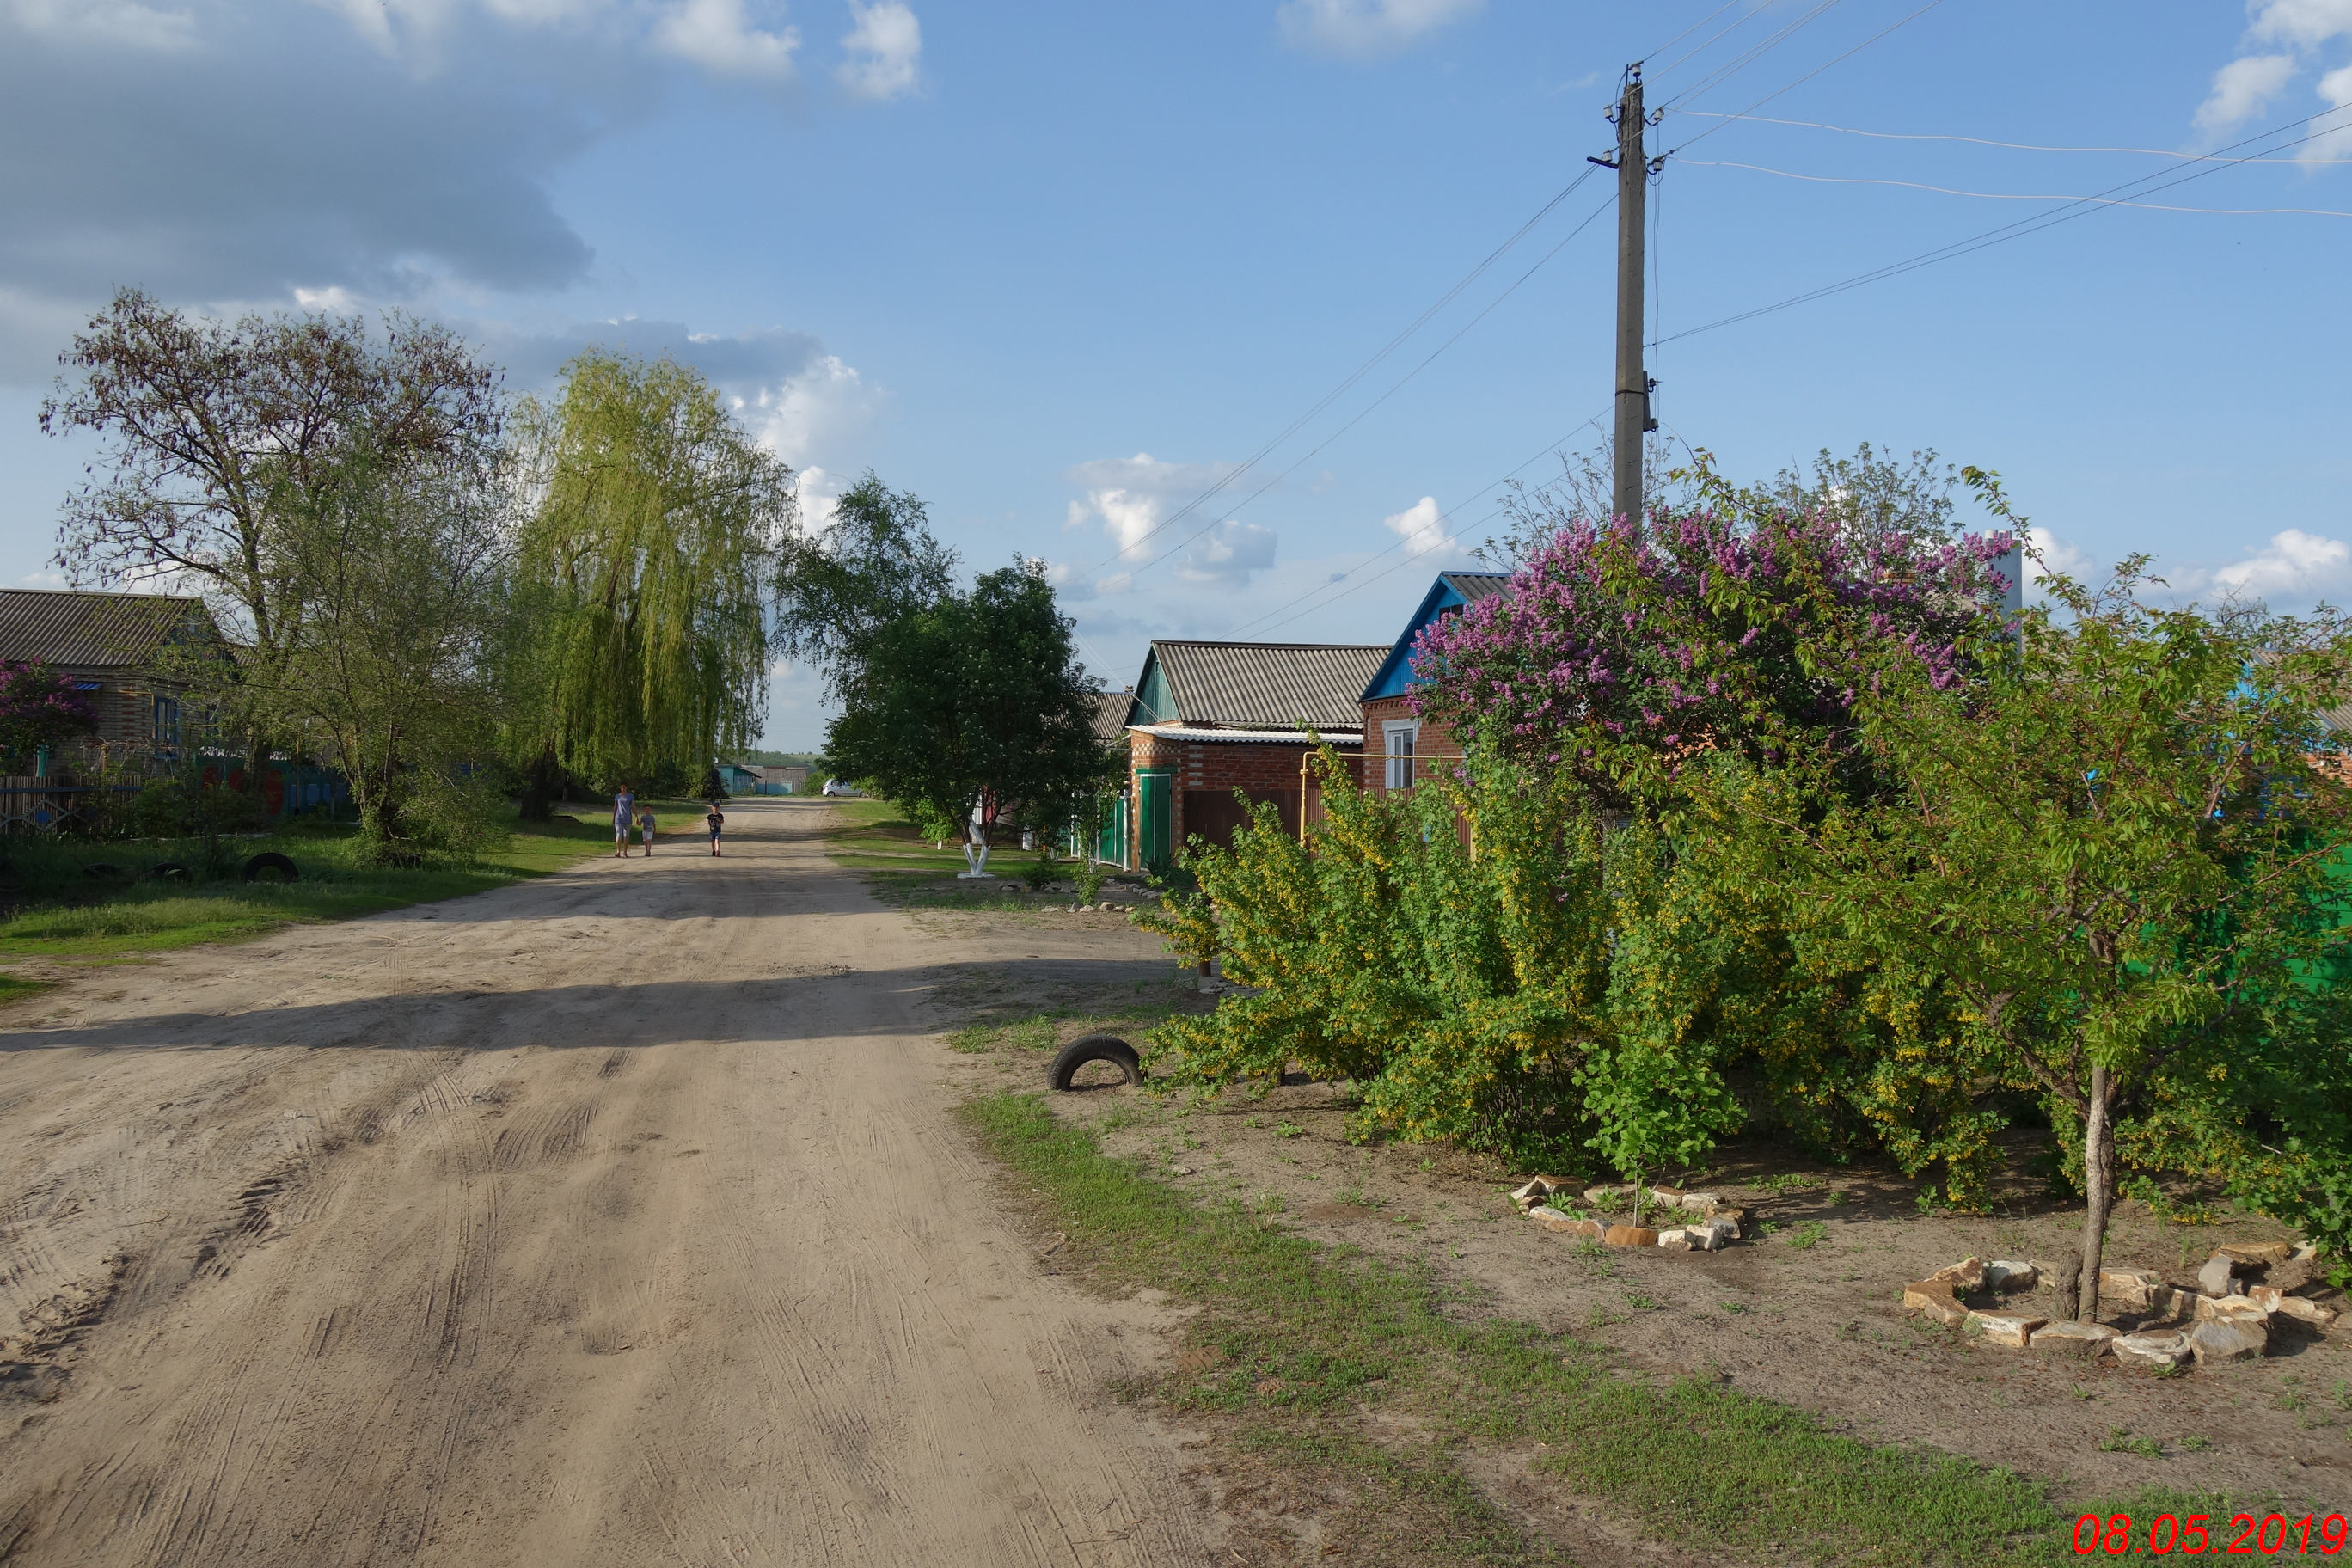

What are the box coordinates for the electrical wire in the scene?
[1641,0,1749,75]
[1072,165,1604,582]
[1652,103,2352,348]
[1663,0,1951,145]
[1675,110,2352,163]
[1657,0,1846,111]
[1225,410,1609,638]
[1102,190,1620,590]
[1678,158,2352,216]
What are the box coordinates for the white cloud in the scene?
[3,0,197,51]
[836,0,917,100]
[2211,527,2352,598]
[2025,526,2095,596]
[654,0,799,78]
[763,656,834,750]
[2250,0,2352,47]
[2197,1,2352,159]
[2196,52,2297,129]
[1277,0,1482,58]
[1381,493,1450,556]
[1176,520,1277,586]
[16,570,69,588]
[744,352,881,467]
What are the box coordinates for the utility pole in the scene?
[1594,67,1657,529]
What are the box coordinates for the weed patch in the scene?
[959,1092,2257,1566]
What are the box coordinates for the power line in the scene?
[1679,158,2352,216]
[1641,0,1748,74]
[1663,0,1951,144]
[1225,411,1608,638]
[1105,189,1620,590]
[1650,1,1767,80]
[1652,103,2352,348]
[1676,110,2352,163]
[1657,0,1847,111]
[1073,165,1605,582]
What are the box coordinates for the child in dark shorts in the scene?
[706,804,724,856]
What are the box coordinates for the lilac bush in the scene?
[1409,478,2016,796]
[0,663,99,765]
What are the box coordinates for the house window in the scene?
[1383,720,1418,791]
[153,695,181,750]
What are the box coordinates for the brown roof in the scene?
[1146,640,1387,732]
[1093,689,1135,742]
[0,589,211,669]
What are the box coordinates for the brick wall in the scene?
[1359,695,1461,797]
[1129,731,1364,861]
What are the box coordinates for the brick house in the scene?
[0,589,222,771]
[1358,572,1510,798]
[1121,640,1384,865]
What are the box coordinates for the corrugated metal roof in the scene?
[1131,725,1363,744]
[1441,571,1512,605]
[1148,640,1387,731]
[0,590,210,668]
[1093,689,1136,741]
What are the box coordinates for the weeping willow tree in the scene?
[506,352,795,811]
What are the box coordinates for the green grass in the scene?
[820,795,1115,909]
[0,811,615,961]
[960,1092,2267,1566]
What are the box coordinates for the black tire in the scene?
[149,862,189,881]
[241,851,299,884]
[1047,1034,1142,1091]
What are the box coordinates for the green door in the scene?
[1095,793,1128,866]
[1137,771,1172,867]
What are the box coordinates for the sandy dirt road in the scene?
[0,799,1210,1567]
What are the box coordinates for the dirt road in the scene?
[0,799,1208,1567]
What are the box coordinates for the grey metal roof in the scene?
[1148,640,1388,732]
[0,590,210,669]
[1093,688,1136,741]
[1442,571,1513,606]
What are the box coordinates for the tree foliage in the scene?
[772,471,957,699]
[823,562,1111,848]
[0,665,99,767]
[509,351,794,795]
[1705,517,2352,1308]
[41,288,503,777]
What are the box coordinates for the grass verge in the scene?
[0,811,618,961]
[959,1091,2265,1567]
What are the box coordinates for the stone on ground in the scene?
[2029,1320,2118,1358]
[2098,1267,2164,1309]
[1602,1225,1658,1248]
[2109,1330,2192,1370]
[1984,1260,2038,1292]
[2196,1253,2240,1299]
[2188,1317,2268,1365]
[1964,1311,2043,1348]
[1902,1282,1968,1327]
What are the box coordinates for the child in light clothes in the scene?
[638,803,657,855]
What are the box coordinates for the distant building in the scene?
[1120,640,1383,865]
[1358,572,1511,797]
[0,589,223,769]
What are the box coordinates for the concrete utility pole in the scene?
[1599,67,1657,530]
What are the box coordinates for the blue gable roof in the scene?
[1361,572,1511,701]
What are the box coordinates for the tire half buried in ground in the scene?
[1047,1034,1142,1090]
[241,851,298,883]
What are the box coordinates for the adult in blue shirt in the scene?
[612,786,635,859]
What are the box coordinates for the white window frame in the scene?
[1382,720,1418,791]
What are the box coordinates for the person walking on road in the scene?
[638,801,658,856]
[612,785,635,858]
[705,801,725,857]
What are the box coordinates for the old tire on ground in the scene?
[148,862,188,881]
[1047,1034,1142,1091]
[241,852,298,884]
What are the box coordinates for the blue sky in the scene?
[2,0,2348,748]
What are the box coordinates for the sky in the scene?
[2,0,2349,749]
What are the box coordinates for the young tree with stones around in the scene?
[41,288,503,788]
[1718,512,2352,1315]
